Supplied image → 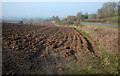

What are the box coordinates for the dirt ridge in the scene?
[2,23,98,74]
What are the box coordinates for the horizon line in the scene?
[1,0,119,2]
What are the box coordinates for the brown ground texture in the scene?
[2,23,98,74]
[81,25,119,52]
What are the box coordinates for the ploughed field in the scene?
[2,23,98,74]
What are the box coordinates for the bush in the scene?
[19,21,23,24]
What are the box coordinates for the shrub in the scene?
[19,21,23,24]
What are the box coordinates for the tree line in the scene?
[19,2,119,25]
[51,12,88,26]
[51,2,119,25]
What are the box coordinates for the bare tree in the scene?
[97,2,118,18]
[67,16,76,24]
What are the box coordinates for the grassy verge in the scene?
[82,16,119,25]
[69,25,92,39]
[82,22,118,25]
[83,24,120,28]
[105,22,118,25]
[106,16,119,25]
[98,50,118,74]
[68,25,118,74]
[64,50,118,74]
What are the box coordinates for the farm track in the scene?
[2,23,97,74]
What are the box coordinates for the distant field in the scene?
[81,23,119,28]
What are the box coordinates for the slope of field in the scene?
[81,25,119,51]
[2,23,98,74]
[70,25,118,74]
[80,25,119,74]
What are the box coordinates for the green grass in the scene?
[83,24,120,28]
[63,50,118,74]
[63,54,102,74]
[105,16,119,25]
[98,50,118,74]
[82,21,118,25]
[107,16,118,21]
[69,25,92,38]
[105,22,118,25]
[81,16,119,25]
[68,25,118,74]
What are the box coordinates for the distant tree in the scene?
[19,21,23,24]
[75,12,83,26]
[84,13,88,19]
[118,1,120,16]
[97,9,104,19]
[55,16,61,24]
[76,12,83,21]
[61,18,67,25]
[52,16,56,21]
[74,21,80,26]
[97,2,118,18]
[67,16,76,24]
[51,16,60,24]
[88,14,97,19]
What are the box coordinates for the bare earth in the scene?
[2,23,97,74]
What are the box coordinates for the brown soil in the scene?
[81,25,119,51]
[2,23,97,74]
